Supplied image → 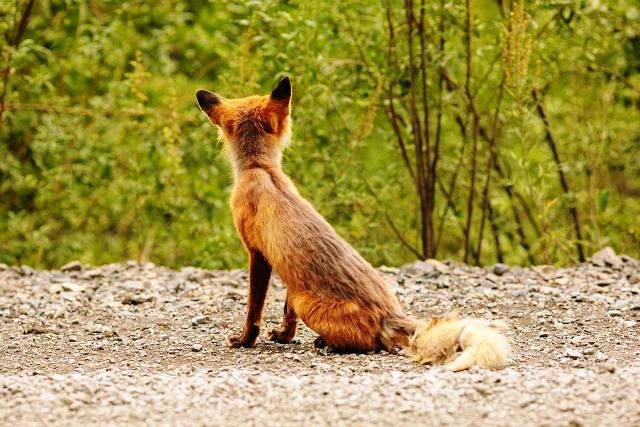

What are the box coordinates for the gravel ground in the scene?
[1,247,639,426]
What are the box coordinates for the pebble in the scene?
[565,348,582,359]
[590,247,623,269]
[492,263,509,276]
[121,294,154,305]
[191,344,203,352]
[595,352,609,362]
[60,261,83,272]
[191,315,208,326]
[62,282,85,293]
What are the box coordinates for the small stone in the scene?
[582,348,595,356]
[68,335,79,342]
[597,363,616,374]
[570,336,584,346]
[590,247,622,269]
[48,284,63,294]
[119,281,145,291]
[607,310,622,317]
[538,331,549,338]
[60,261,83,272]
[595,351,608,362]
[492,263,509,276]
[595,280,615,287]
[61,282,85,293]
[19,265,35,276]
[565,347,582,359]
[191,344,203,352]
[191,315,208,326]
[424,259,448,272]
[121,294,154,305]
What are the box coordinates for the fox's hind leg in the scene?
[266,294,298,344]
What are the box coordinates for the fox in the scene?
[195,76,510,370]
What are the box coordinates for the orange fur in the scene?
[196,78,413,352]
[195,77,509,369]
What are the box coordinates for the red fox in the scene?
[196,77,510,370]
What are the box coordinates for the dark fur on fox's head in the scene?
[196,77,292,171]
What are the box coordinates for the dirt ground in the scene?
[1,247,639,426]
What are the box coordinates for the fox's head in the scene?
[195,77,292,170]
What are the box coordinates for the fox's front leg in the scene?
[266,295,298,344]
[226,250,272,348]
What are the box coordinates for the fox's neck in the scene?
[228,136,283,180]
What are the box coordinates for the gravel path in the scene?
[1,247,639,426]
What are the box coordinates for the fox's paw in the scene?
[266,327,295,344]
[313,336,335,355]
[313,336,327,349]
[225,333,256,349]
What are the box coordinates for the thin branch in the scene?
[463,0,479,264]
[418,0,435,258]
[475,77,505,265]
[362,176,422,258]
[487,200,504,262]
[436,177,478,261]
[430,0,446,257]
[0,0,36,138]
[532,88,585,262]
[405,0,428,259]
[441,66,538,262]
[384,2,416,181]
[434,133,467,252]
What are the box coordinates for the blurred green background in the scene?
[1,0,638,269]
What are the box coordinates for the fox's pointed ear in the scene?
[196,89,223,125]
[269,76,291,117]
[271,76,291,102]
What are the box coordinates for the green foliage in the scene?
[0,0,638,269]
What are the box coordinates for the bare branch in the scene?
[532,88,585,262]
[475,77,505,265]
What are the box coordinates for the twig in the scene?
[475,77,505,265]
[405,0,428,259]
[362,176,422,258]
[532,88,585,262]
[487,200,504,262]
[463,0,479,264]
[384,3,416,181]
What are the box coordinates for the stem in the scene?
[418,0,434,258]
[532,88,585,262]
[463,0,479,264]
[405,0,428,259]
[475,78,505,265]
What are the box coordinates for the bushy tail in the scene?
[403,312,511,371]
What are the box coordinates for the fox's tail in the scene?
[397,312,511,371]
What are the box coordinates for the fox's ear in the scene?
[196,89,223,125]
[268,76,291,116]
[271,76,291,101]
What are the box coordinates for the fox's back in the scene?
[232,167,401,311]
